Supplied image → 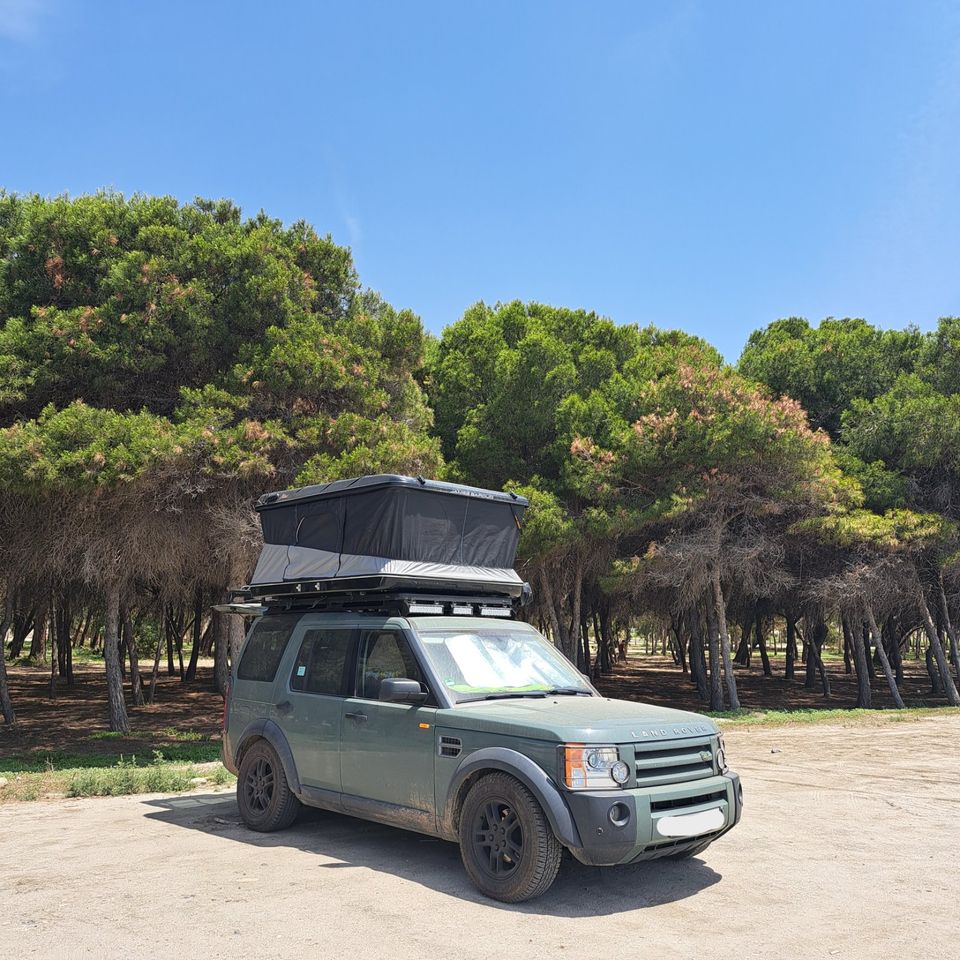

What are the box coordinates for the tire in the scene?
[458,772,562,903]
[666,839,712,860]
[236,739,300,832]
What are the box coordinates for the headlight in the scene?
[562,745,627,790]
[716,734,728,773]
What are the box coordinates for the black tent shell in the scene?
[250,474,528,597]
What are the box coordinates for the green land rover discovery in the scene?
[223,611,742,902]
[221,474,741,902]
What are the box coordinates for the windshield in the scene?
[413,621,593,703]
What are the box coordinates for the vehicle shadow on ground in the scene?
[143,793,722,916]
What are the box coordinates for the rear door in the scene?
[278,621,356,795]
[340,626,438,830]
[228,614,300,757]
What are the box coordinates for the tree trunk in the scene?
[123,607,144,707]
[805,612,830,696]
[687,607,709,702]
[539,570,567,653]
[842,615,871,708]
[734,620,752,666]
[754,613,772,677]
[566,558,584,665]
[916,586,960,706]
[861,623,876,679]
[103,585,130,733]
[0,603,16,726]
[785,616,796,680]
[937,577,960,685]
[166,624,175,675]
[886,614,904,684]
[9,607,31,659]
[214,609,230,697]
[183,588,203,683]
[29,608,47,660]
[48,600,59,701]
[865,606,904,709]
[703,596,724,711]
[712,571,741,710]
[147,627,164,705]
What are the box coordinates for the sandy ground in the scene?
[1,717,958,960]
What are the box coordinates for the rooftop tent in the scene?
[250,475,528,596]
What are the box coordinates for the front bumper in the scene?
[564,770,742,866]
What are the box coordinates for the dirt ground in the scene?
[1,717,957,960]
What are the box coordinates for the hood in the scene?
[438,695,718,744]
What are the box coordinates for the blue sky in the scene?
[2,0,959,359]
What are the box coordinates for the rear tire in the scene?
[458,773,562,903]
[236,740,300,832]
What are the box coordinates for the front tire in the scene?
[458,773,562,903]
[236,740,300,832]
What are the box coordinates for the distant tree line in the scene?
[1,192,959,730]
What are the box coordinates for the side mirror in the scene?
[379,678,428,704]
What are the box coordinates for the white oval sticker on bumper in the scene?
[655,806,725,838]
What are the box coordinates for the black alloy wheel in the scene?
[236,739,301,832]
[472,799,524,878]
[458,772,562,902]
[243,755,275,815]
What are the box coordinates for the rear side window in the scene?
[290,629,354,695]
[237,615,297,682]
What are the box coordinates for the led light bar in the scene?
[452,604,474,615]
[407,602,445,615]
[479,605,512,617]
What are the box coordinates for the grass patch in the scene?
[0,753,235,803]
[709,706,960,727]
[159,727,206,742]
[0,742,222,775]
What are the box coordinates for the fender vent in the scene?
[438,736,462,758]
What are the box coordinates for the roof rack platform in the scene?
[236,577,528,619]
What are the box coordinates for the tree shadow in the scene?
[142,793,722,916]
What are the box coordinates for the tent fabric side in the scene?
[252,486,524,585]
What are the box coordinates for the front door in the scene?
[280,624,355,794]
[340,627,437,829]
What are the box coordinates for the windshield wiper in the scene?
[474,691,551,701]
[543,687,593,696]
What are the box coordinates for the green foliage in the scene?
[0,192,355,420]
[427,300,717,494]
[571,357,846,532]
[0,193,442,600]
[738,316,922,436]
[794,507,956,553]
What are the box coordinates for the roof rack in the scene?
[235,576,531,619]
[237,581,529,619]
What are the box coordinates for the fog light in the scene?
[610,760,629,785]
[608,803,630,827]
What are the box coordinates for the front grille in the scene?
[634,737,715,787]
[650,790,725,812]
[639,830,723,856]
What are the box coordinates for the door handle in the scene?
[345,712,368,723]
[275,700,292,715]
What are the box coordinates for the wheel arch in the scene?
[441,747,581,849]
[234,719,302,798]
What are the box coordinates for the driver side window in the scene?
[356,630,424,700]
